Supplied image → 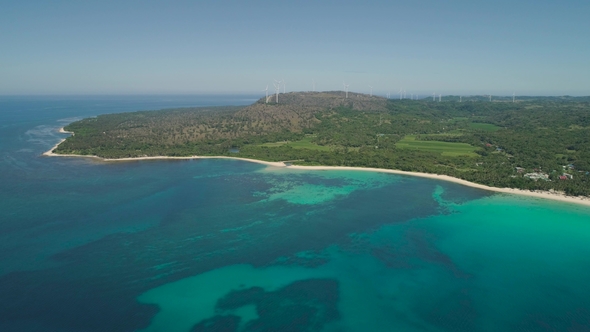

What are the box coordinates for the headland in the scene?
[44,92,590,204]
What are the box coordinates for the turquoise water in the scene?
[1,96,589,331]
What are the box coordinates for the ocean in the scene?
[1,95,589,332]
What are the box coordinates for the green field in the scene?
[261,137,331,151]
[396,135,480,157]
[469,122,502,132]
[420,132,464,138]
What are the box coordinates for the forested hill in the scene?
[55,92,590,196]
[56,91,388,148]
[229,91,389,133]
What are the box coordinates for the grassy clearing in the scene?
[396,135,479,157]
[261,137,332,151]
[260,141,288,147]
[449,117,469,123]
[421,132,464,138]
[469,122,502,132]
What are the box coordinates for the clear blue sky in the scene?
[1,0,589,96]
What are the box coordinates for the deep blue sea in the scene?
[1,95,590,332]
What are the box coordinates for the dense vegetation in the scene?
[55,92,590,196]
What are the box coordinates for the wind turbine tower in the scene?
[263,85,269,103]
[460,96,462,103]
[343,82,350,99]
[273,80,282,103]
[489,94,492,102]
[369,85,373,97]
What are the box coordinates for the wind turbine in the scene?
[369,85,373,97]
[489,94,492,102]
[262,85,269,103]
[460,95,462,103]
[283,78,286,93]
[273,79,282,103]
[432,92,436,101]
[343,82,350,98]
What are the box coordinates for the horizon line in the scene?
[1,91,589,98]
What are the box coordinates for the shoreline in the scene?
[286,165,590,207]
[44,128,590,207]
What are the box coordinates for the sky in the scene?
[1,0,589,96]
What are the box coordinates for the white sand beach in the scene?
[44,128,590,207]
[285,165,590,207]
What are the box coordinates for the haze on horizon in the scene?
[1,0,589,96]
